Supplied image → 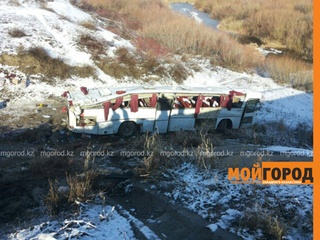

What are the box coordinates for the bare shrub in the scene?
[8,29,27,38]
[66,170,97,203]
[263,55,313,91]
[82,0,262,71]
[289,70,313,92]
[97,58,127,79]
[194,127,218,170]
[115,47,136,67]
[143,133,162,173]
[240,207,286,240]
[79,34,106,58]
[214,35,263,71]
[135,36,169,57]
[96,47,144,79]
[294,122,313,148]
[45,179,66,216]
[170,62,189,84]
[195,0,313,57]
[141,53,161,73]
[28,47,50,61]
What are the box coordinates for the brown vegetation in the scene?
[80,0,263,72]
[66,170,97,203]
[0,47,96,80]
[240,206,286,240]
[79,34,107,59]
[8,29,27,38]
[72,0,313,89]
[194,0,313,59]
[263,55,313,91]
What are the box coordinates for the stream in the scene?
[171,3,219,30]
[170,2,312,63]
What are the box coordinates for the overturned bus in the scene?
[63,85,261,137]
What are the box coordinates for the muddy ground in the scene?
[0,100,312,239]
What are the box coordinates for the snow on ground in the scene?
[260,146,313,157]
[161,163,313,240]
[184,65,313,128]
[8,204,137,240]
[0,0,132,65]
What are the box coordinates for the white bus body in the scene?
[64,85,261,137]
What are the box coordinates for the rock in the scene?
[31,187,45,205]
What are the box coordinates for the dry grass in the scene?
[66,170,97,203]
[263,55,313,91]
[232,121,313,148]
[169,62,189,84]
[45,179,65,216]
[143,133,162,173]
[79,34,107,59]
[213,35,263,71]
[8,29,27,38]
[194,127,219,170]
[82,0,262,71]
[194,0,313,58]
[96,55,143,79]
[134,36,169,57]
[0,50,96,79]
[27,47,71,79]
[80,20,97,30]
[69,65,96,78]
[240,207,286,240]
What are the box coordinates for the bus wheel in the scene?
[118,122,137,137]
[217,119,231,133]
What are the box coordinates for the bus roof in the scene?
[67,85,262,106]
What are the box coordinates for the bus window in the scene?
[157,97,172,110]
[175,96,195,108]
[231,97,244,108]
[120,101,129,108]
[245,99,259,113]
[138,98,153,107]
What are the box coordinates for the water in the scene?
[170,3,312,63]
[170,3,219,30]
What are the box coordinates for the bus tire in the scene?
[118,122,138,137]
[217,119,232,133]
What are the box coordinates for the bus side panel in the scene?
[68,109,78,130]
[168,108,195,131]
[154,110,170,133]
[68,108,99,134]
[98,122,115,135]
[141,119,156,133]
[111,108,157,134]
[216,108,244,129]
[197,107,221,119]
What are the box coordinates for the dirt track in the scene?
[108,182,242,240]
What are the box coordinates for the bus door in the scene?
[154,97,172,133]
[168,96,196,131]
[240,99,260,127]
